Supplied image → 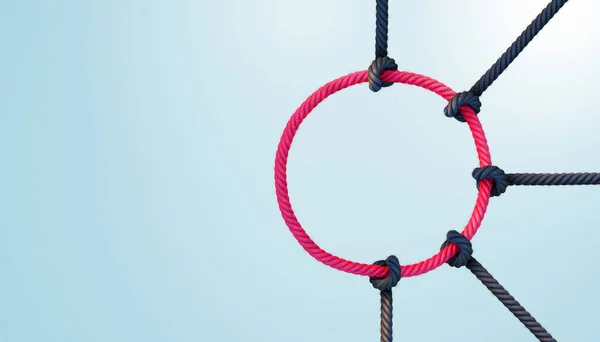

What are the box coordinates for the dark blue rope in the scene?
[473,166,509,197]
[375,0,390,59]
[369,255,401,342]
[469,0,569,97]
[473,166,600,195]
[445,0,570,121]
[508,172,600,186]
[442,231,557,341]
[443,91,482,123]
[369,0,398,92]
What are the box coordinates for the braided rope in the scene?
[370,256,401,342]
[446,0,570,122]
[442,231,556,341]
[274,69,493,279]
[508,172,600,186]
[273,0,596,341]
[369,0,398,92]
[469,0,570,97]
[466,259,556,342]
[374,0,390,58]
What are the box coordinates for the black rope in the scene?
[445,0,570,121]
[369,255,401,342]
[508,172,600,186]
[369,0,398,92]
[442,231,556,342]
[466,258,557,342]
[472,166,600,195]
[473,165,509,197]
[469,0,569,97]
[374,0,390,59]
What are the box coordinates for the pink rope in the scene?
[274,69,494,278]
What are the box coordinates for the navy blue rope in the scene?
[508,172,600,186]
[445,0,570,121]
[374,0,390,59]
[469,0,569,97]
[442,231,556,341]
[443,91,482,123]
[473,166,509,197]
[473,166,600,195]
[369,255,401,342]
[369,0,398,92]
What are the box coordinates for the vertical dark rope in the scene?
[369,255,401,342]
[369,0,398,92]
[380,289,393,342]
[375,0,390,58]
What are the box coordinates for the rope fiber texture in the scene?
[508,172,600,186]
[446,0,569,122]
[369,0,398,92]
[443,231,556,342]
[369,256,401,342]
[273,0,600,341]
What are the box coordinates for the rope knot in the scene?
[368,56,398,92]
[444,91,481,122]
[369,255,401,291]
[473,165,509,197]
[440,230,473,268]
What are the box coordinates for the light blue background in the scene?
[1,0,598,341]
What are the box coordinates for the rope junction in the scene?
[274,0,589,340]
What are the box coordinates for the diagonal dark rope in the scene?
[445,0,569,121]
[466,258,557,342]
[508,172,600,186]
[442,231,556,341]
[470,0,570,96]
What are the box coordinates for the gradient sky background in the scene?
[1,0,599,341]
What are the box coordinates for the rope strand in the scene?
[508,172,600,186]
[466,258,557,342]
[370,256,401,342]
[278,1,593,341]
[369,0,398,92]
[445,0,570,122]
[470,0,570,97]
[442,231,556,342]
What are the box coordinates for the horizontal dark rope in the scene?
[508,172,600,186]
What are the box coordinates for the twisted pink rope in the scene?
[274,70,494,278]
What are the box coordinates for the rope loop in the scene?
[369,255,401,291]
[473,165,509,197]
[444,91,481,122]
[440,230,473,268]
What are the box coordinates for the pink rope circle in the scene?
[274,69,494,278]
